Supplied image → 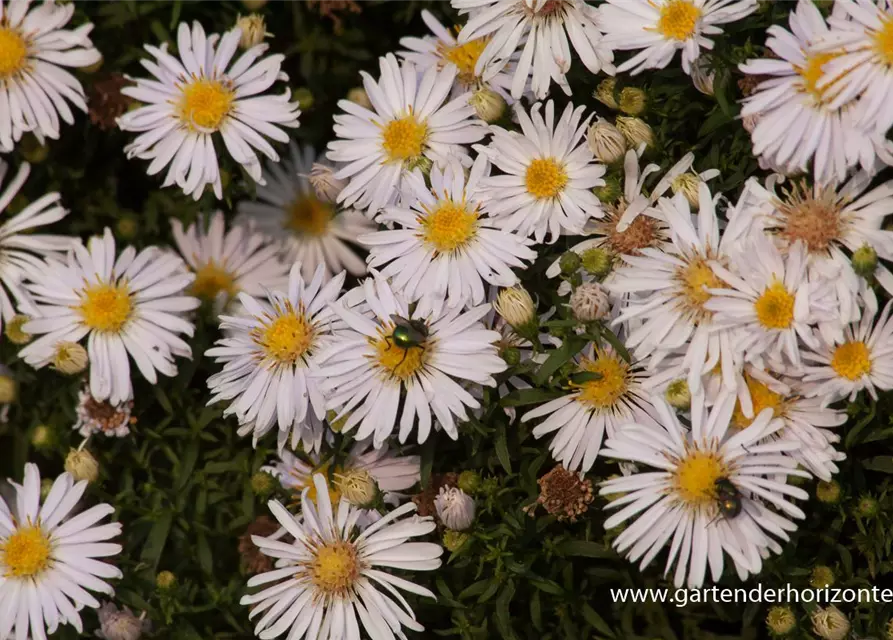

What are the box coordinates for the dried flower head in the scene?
[534,465,594,522]
[766,605,796,635]
[412,473,458,518]
[307,0,361,33]
[96,602,151,640]
[811,605,849,640]
[434,486,476,531]
[75,389,135,438]
[238,515,281,575]
[88,73,133,130]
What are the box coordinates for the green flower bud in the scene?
[250,471,277,498]
[810,565,835,588]
[816,480,841,504]
[766,605,796,636]
[156,570,176,590]
[580,247,614,279]
[500,346,521,366]
[852,244,878,277]
[593,174,622,203]
[293,87,313,111]
[855,494,879,518]
[665,379,691,410]
[618,87,646,116]
[458,470,482,495]
[442,529,470,552]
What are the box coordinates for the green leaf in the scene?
[495,424,512,474]
[140,511,173,569]
[557,540,615,559]
[862,456,893,473]
[846,399,876,447]
[154,386,173,415]
[533,338,582,385]
[500,388,566,407]
[494,580,517,640]
[581,604,615,638]
[196,531,212,574]
[597,327,631,363]
[175,440,199,491]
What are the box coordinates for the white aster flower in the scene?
[739,0,877,186]
[74,387,135,438]
[599,0,757,75]
[0,463,123,640]
[599,392,808,588]
[452,0,615,100]
[117,21,301,200]
[800,296,893,404]
[20,228,200,405]
[205,264,345,452]
[706,233,838,369]
[237,143,374,283]
[171,211,290,311]
[522,344,660,472]
[434,486,475,531]
[609,182,746,394]
[475,100,605,243]
[0,0,101,152]
[398,9,517,99]
[241,473,441,640]
[360,158,537,308]
[327,53,485,215]
[0,160,74,332]
[316,272,507,447]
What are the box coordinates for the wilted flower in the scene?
[811,606,849,640]
[594,78,619,110]
[88,74,133,130]
[618,87,646,116]
[96,602,151,640]
[586,119,626,164]
[616,116,653,148]
[435,486,475,531]
[570,282,610,322]
[53,341,89,374]
[671,173,702,208]
[469,86,506,123]
[534,465,593,522]
[65,448,99,483]
[75,389,135,438]
[238,515,280,575]
[412,473,458,517]
[335,468,378,507]
[235,14,270,49]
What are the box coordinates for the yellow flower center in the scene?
[178,79,235,131]
[309,541,360,596]
[372,327,428,381]
[874,16,893,67]
[675,256,722,320]
[293,463,344,506]
[253,304,315,364]
[438,32,488,86]
[776,180,843,253]
[381,115,427,162]
[731,375,785,430]
[831,340,872,381]
[796,52,839,104]
[525,158,568,199]
[287,196,333,237]
[0,27,27,79]
[574,351,629,409]
[674,451,727,506]
[754,281,795,330]
[657,0,701,41]
[77,283,133,333]
[191,260,237,301]
[1,526,51,578]
[421,200,479,253]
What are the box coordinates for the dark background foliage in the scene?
[3,1,893,639]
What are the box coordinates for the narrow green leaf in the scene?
[533,339,581,385]
[846,399,876,447]
[140,511,173,569]
[494,580,517,640]
[196,531,212,574]
[581,604,616,638]
[495,424,512,474]
[500,388,566,407]
[862,456,893,473]
[557,540,615,559]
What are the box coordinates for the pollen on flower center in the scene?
[288,196,333,237]
[78,283,133,333]
[381,115,427,162]
[439,33,488,86]
[754,281,795,330]
[373,326,428,381]
[731,375,785,429]
[421,200,479,253]
[676,256,722,319]
[874,16,893,67]
[657,0,701,41]
[1,526,52,578]
[178,79,235,131]
[831,340,872,381]
[574,351,629,409]
[796,52,840,104]
[525,158,568,200]
[674,450,727,506]
[0,27,27,79]
[605,204,659,255]
[309,541,360,597]
[776,181,843,253]
[253,305,315,364]
[191,260,237,301]
[292,463,343,506]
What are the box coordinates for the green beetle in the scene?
[714,477,742,519]
[387,314,429,352]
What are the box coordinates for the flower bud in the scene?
[5,314,32,344]
[886,617,893,640]
[241,0,267,9]
[671,173,702,208]
[469,86,506,123]
[593,174,622,203]
[294,87,313,111]
[855,494,879,518]
[500,346,521,366]
[618,87,646,116]
[810,565,835,588]
[442,529,470,552]
[347,87,372,110]
[811,605,849,640]
[816,479,841,504]
[493,286,536,333]
[691,63,715,96]
[97,602,151,640]
[665,379,691,410]
[40,478,54,500]
[458,470,482,495]
[594,78,619,110]
[559,251,582,275]
[580,247,613,279]
[116,213,139,240]
[616,116,653,149]
[156,570,176,590]
[20,134,48,164]
[852,244,878,277]
[53,341,89,375]
[308,163,347,203]
[766,605,796,636]
[236,14,269,50]
[335,468,378,507]
[251,471,278,498]
[434,486,475,531]
[31,425,54,449]
[570,282,610,322]
[65,449,99,483]
[0,374,16,404]
[587,119,626,164]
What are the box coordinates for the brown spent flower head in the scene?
[307,0,361,33]
[738,73,773,98]
[412,473,459,519]
[89,73,133,130]
[535,465,594,522]
[238,515,281,575]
